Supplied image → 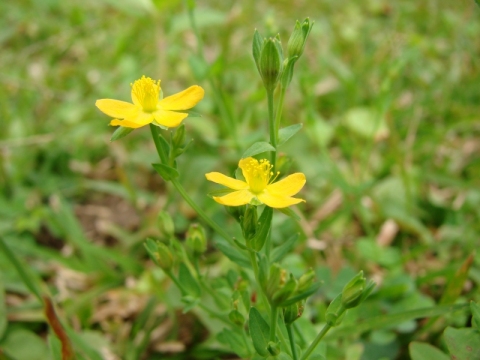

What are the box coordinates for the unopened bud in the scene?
[325,294,345,326]
[284,302,304,325]
[144,238,173,271]
[186,224,207,255]
[287,18,313,59]
[272,274,297,306]
[259,37,283,91]
[172,124,186,156]
[341,271,366,309]
[297,268,315,292]
[157,211,174,239]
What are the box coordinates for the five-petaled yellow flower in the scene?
[95,76,204,129]
[206,157,306,208]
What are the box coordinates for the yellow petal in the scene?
[153,110,188,128]
[96,99,139,118]
[110,112,154,128]
[205,172,248,190]
[266,173,306,197]
[213,190,254,206]
[257,191,305,208]
[158,85,205,111]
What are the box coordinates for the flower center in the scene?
[131,76,160,112]
[243,158,279,194]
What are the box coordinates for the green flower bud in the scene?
[341,271,366,309]
[284,302,304,325]
[297,268,315,293]
[272,273,297,306]
[242,205,258,243]
[172,124,186,156]
[259,37,283,91]
[229,309,245,327]
[287,18,313,59]
[325,294,345,326]
[265,264,283,299]
[157,211,174,239]
[186,224,207,255]
[267,341,280,356]
[144,238,173,271]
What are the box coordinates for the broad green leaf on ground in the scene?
[0,328,50,360]
[343,107,389,140]
[409,342,450,360]
[444,327,480,360]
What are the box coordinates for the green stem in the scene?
[267,90,277,170]
[286,324,299,360]
[274,86,287,138]
[248,251,270,312]
[0,237,42,302]
[300,323,332,360]
[149,125,235,247]
[269,306,278,342]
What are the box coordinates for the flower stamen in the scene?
[131,76,160,112]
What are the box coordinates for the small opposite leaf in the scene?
[152,163,179,181]
[184,110,202,118]
[281,282,322,307]
[110,126,134,141]
[242,142,276,158]
[278,207,301,221]
[278,124,303,147]
[271,233,298,263]
[249,307,270,357]
[249,206,273,251]
[214,238,251,268]
[178,263,200,297]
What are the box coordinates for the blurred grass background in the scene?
[0,0,479,359]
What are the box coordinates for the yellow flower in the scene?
[95,76,204,129]
[206,157,306,208]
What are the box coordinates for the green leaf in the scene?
[271,233,298,263]
[249,307,270,357]
[440,254,474,305]
[110,126,134,141]
[217,328,250,359]
[471,301,480,330]
[343,107,389,140]
[278,123,303,147]
[1,328,50,360]
[278,207,301,221]
[476,0,480,7]
[409,342,450,360]
[152,163,179,181]
[184,109,202,118]
[178,263,200,297]
[444,327,480,360]
[0,277,6,339]
[249,206,273,251]
[252,29,263,71]
[281,282,322,307]
[214,238,251,268]
[328,303,470,339]
[242,142,276,158]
